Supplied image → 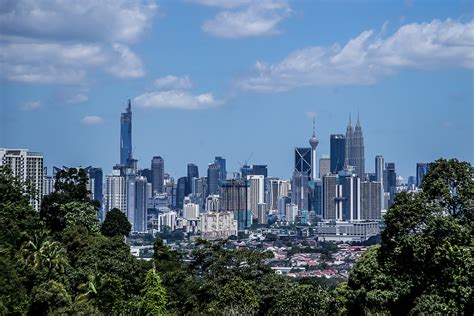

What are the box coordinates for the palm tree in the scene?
[20,237,68,279]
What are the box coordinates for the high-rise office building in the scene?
[278,196,291,220]
[344,116,353,170]
[319,155,330,178]
[311,179,323,220]
[247,175,265,220]
[220,179,249,230]
[386,162,397,207]
[186,163,199,196]
[251,165,268,177]
[323,174,342,220]
[291,171,310,211]
[105,170,127,215]
[207,163,220,195]
[151,156,164,194]
[330,134,345,174]
[240,165,253,178]
[344,114,365,179]
[416,163,430,188]
[139,168,152,184]
[127,176,151,232]
[375,155,384,210]
[309,119,319,181]
[214,156,226,183]
[120,99,133,166]
[352,115,365,179]
[295,147,312,176]
[360,181,382,220]
[176,177,187,210]
[0,148,43,211]
[339,171,361,221]
[268,179,290,211]
[87,167,103,207]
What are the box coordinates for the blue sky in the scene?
[1,0,473,180]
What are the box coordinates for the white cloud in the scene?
[190,0,251,9]
[66,93,88,104]
[81,115,103,124]
[0,0,157,43]
[199,0,291,38]
[0,1,156,84]
[19,100,42,111]
[154,75,192,89]
[106,43,145,79]
[134,90,220,110]
[238,18,474,92]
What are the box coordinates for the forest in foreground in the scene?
[0,158,472,315]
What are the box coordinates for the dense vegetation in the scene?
[0,158,472,315]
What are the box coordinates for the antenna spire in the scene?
[312,117,316,137]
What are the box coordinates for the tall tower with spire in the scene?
[352,113,365,178]
[120,99,133,166]
[344,114,353,170]
[309,118,319,181]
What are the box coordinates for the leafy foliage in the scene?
[0,159,472,315]
[343,159,473,314]
[101,208,131,237]
[139,269,167,315]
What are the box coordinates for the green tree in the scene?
[139,269,168,315]
[101,208,132,237]
[269,284,331,315]
[29,280,72,315]
[0,167,41,250]
[21,239,69,281]
[62,201,100,234]
[40,168,98,233]
[213,277,259,314]
[344,159,473,314]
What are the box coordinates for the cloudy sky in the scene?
[1,0,473,180]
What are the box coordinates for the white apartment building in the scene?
[0,148,43,211]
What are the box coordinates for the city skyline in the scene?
[1,1,473,181]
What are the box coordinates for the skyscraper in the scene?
[176,177,187,210]
[375,155,384,210]
[352,114,365,179]
[339,171,360,221]
[344,114,365,178]
[151,156,164,194]
[319,155,330,178]
[247,175,265,220]
[416,163,430,188]
[360,181,382,220]
[0,148,43,211]
[309,118,319,181]
[214,156,226,183]
[220,179,250,230]
[344,115,353,170]
[295,147,312,176]
[291,171,310,211]
[127,176,151,232]
[105,170,127,215]
[323,174,342,220]
[268,179,290,211]
[251,165,268,177]
[186,163,199,195]
[330,134,345,174]
[120,99,132,166]
[386,162,397,207]
[207,163,220,196]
